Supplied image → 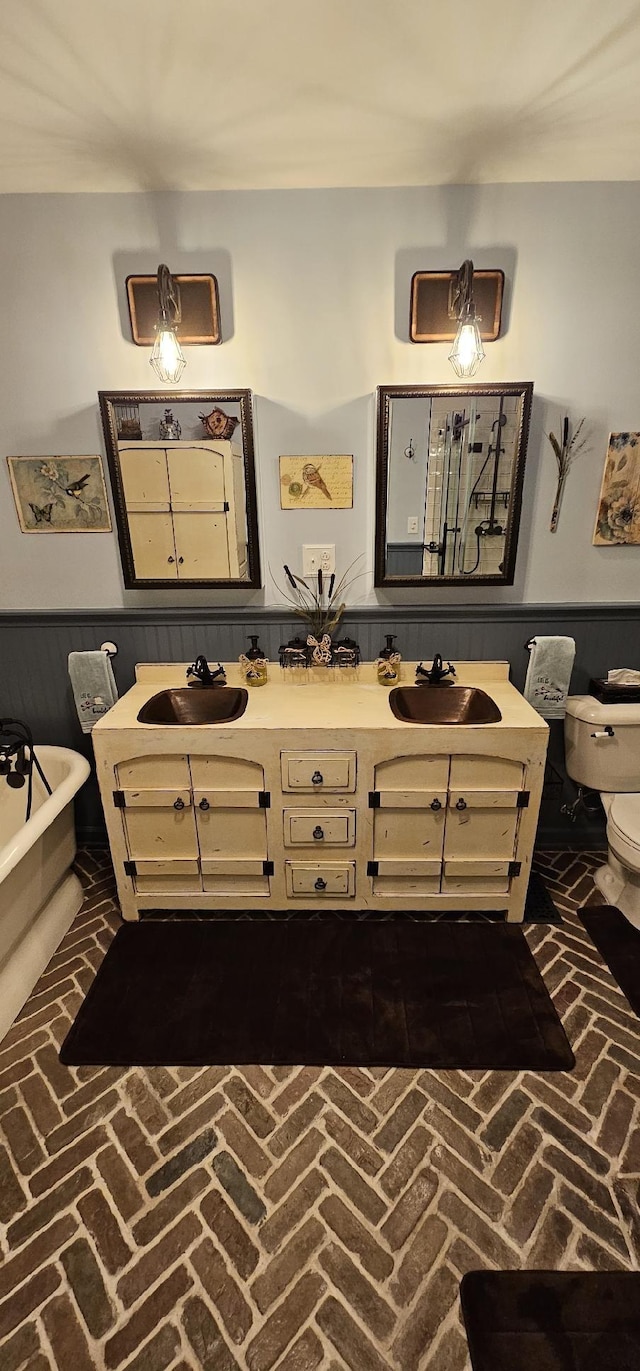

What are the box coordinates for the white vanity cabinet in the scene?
[93,662,548,923]
[118,441,247,581]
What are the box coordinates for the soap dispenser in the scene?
[376,635,401,685]
[240,635,268,687]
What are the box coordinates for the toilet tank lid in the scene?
[565,695,640,726]
[609,792,640,843]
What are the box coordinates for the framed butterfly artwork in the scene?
[7,456,112,533]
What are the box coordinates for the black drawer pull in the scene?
[199,798,210,811]
[430,798,442,811]
[455,797,467,811]
[167,556,175,563]
[312,825,325,840]
[311,770,324,785]
[314,877,327,891]
[173,797,185,810]
[178,556,184,565]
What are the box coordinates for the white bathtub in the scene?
[0,745,90,1044]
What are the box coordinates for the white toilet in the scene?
[564,695,640,927]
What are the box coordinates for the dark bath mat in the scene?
[525,870,563,924]
[60,919,574,1069]
[580,905,640,1016]
[460,1269,640,1371]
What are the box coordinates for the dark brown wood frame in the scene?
[374,382,533,589]
[99,390,262,590]
[410,270,504,343]
[126,275,221,345]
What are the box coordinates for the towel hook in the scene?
[100,641,118,658]
[524,638,536,652]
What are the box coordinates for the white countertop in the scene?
[93,661,548,735]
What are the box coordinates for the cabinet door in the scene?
[190,755,269,895]
[128,512,178,579]
[442,755,525,893]
[166,446,226,507]
[116,755,200,892]
[371,754,449,895]
[119,448,170,509]
[173,512,230,578]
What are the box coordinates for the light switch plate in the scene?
[302,544,336,576]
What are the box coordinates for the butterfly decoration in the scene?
[29,502,54,524]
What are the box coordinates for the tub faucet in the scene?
[186,656,226,687]
[416,654,456,685]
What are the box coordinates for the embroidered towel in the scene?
[68,651,118,733]
[524,636,576,720]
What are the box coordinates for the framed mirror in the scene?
[375,382,533,586]
[99,390,261,589]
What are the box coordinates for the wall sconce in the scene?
[447,259,485,379]
[149,264,186,384]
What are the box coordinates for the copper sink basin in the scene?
[137,687,248,726]
[389,685,502,725]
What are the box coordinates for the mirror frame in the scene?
[99,389,261,589]
[374,382,533,588]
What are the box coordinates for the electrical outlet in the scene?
[407,516,419,534]
[302,544,336,576]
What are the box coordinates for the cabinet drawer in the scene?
[286,861,356,897]
[281,752,356,792]
[284,809,355,847]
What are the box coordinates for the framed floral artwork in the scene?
[593,433,640,546]
[7,456,112,533]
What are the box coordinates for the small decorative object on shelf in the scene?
[114,401,142,440]
[158,409,181,441]
[199,406,240,440]
[547,415,587,533]
[276,559,364,668]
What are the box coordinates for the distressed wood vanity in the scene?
[92,662,548,922]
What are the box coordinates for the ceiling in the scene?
[1,0,639,193]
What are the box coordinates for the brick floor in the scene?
[1,848,639,1370]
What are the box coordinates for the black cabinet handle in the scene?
[430,798,442,811]
[174,797,185,810]
[167,556,175,564]
[455,797,467,811]
[314,877,327,891]
[199,798,210,811]
[178,556,184,565]
[311,771,324,785]
[312,825,325,840]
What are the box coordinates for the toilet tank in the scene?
[564,696,640,792]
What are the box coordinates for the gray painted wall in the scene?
[0,182,639,609]
[2,602,637,846]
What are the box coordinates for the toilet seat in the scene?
[607,793,640,872]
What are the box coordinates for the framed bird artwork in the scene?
[279,455,354,509]
[7,456,112,533]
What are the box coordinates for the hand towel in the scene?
[68,651,118,733]
[524,636,576,720]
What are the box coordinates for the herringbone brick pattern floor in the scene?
[1,849,639,1370]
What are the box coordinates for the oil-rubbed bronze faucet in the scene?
[416,654,456,685]
[186,656,227,687]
